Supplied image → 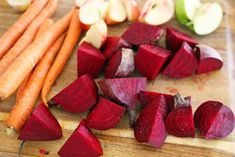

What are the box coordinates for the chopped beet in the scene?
[166,27,198,52]
[18,102,62,141]
[86,97,126,130]
[163,42,198,78]
[98,77,147,110]
[50,74,98,113]
[135,44,171,80]
[77,42,105,78]
[122,22,164,45]
[58,120,103,157]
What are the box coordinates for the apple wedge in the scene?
[82,20,108,49]
[139,0,174,25]
[122,0,140,22]
[75,0,89,8]
[106,0,127,25]
[7,0,32,12]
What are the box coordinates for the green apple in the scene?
[175,0,201,25]
[193,2,223,35]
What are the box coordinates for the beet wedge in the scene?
[86,97,126,130]
[139,91,174,114]
[163,42,198,78]
[195,44,223,74]
[194,101,234,139]
[166,94,195,137]
[166,27,198,52]
[122,22,164,45]
[102,36,131,59]
[133,96,167,148]
[98,77,147,110]
[50,74,98,113]
[18,102,62,141]
[77,42,105,78]
[58,120,103,157]
[135,44,171,80]
[105,48,135,78]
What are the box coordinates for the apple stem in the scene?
[174,93,190,107]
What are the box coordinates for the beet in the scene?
[122,22,164,45]
[102,36,131,59]
[105,48,135,78]
[86,97,126,130]
[98,77,147,110]
[166,27,198,52]
[77,42,105,78]
[166,94,195,137]
[194,101,235,139]
[195,44,223,74]
[135,44,171,80]
[163,42,198,78]
[18,102,62,141]
[139,91,174,113]
[58,120,103,157]
[50,74,98,113]
[133,96,167,148]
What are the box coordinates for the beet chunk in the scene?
[86,97,126,130]
[50,74,97,113]
[77,42,105,78]
[18,102,62,141]
[98,77,147,110]
[135,44,171,80]
[122,22,164,45]
[163,42,198,78]
[58,120,103,157]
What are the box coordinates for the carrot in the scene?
[0,0,49,59]
[0,7,75,101]
[41,9,82,104]
[16,19,54,102]
[0,0,58,76]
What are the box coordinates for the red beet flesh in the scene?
[195,44,223,74]
[122,22,164,45]
[18,102,62,141]
[133,96,167,148]
[105,48,135,78]
[98,77,147,110]
[86,97,126,130]
[194,101,235,139]
[58,120,103,157]
[51,74,98,113]
[163,42,198,78]
[135,44,171,80]
[102,36,131,59]
[166,27,198,52]
[77,42,105,78]
[166,95,195,137]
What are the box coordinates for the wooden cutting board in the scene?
[0,0,235,156]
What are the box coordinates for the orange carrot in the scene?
[0,0,58,76]
[41,9,82,104]
[16,19,54,102]
[7,32,66,131]
[0,0,49,59]
[0,8,75,101]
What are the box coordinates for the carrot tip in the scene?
[6,127,17,136]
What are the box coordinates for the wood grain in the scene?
[0,0,235,156]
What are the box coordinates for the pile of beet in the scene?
[17,22,233,156]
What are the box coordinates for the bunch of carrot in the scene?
[0,0,82,132]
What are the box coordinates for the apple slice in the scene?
[122,0,140,22]
[82,20,108,49]
[7,0,32,12]
[75,0,89,8]
[175,0,201,25]
[106,0,127,25]
[139,0,174,25]
[193,2,223,35]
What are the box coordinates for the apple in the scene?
[81,20,108,49]
[139,0,174,25]
[122,0,140,22]
[7,0,32,12]
[175,0,201,25]
[75,0,90,8]
[193,2,223,35]
[106,0,127,25]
